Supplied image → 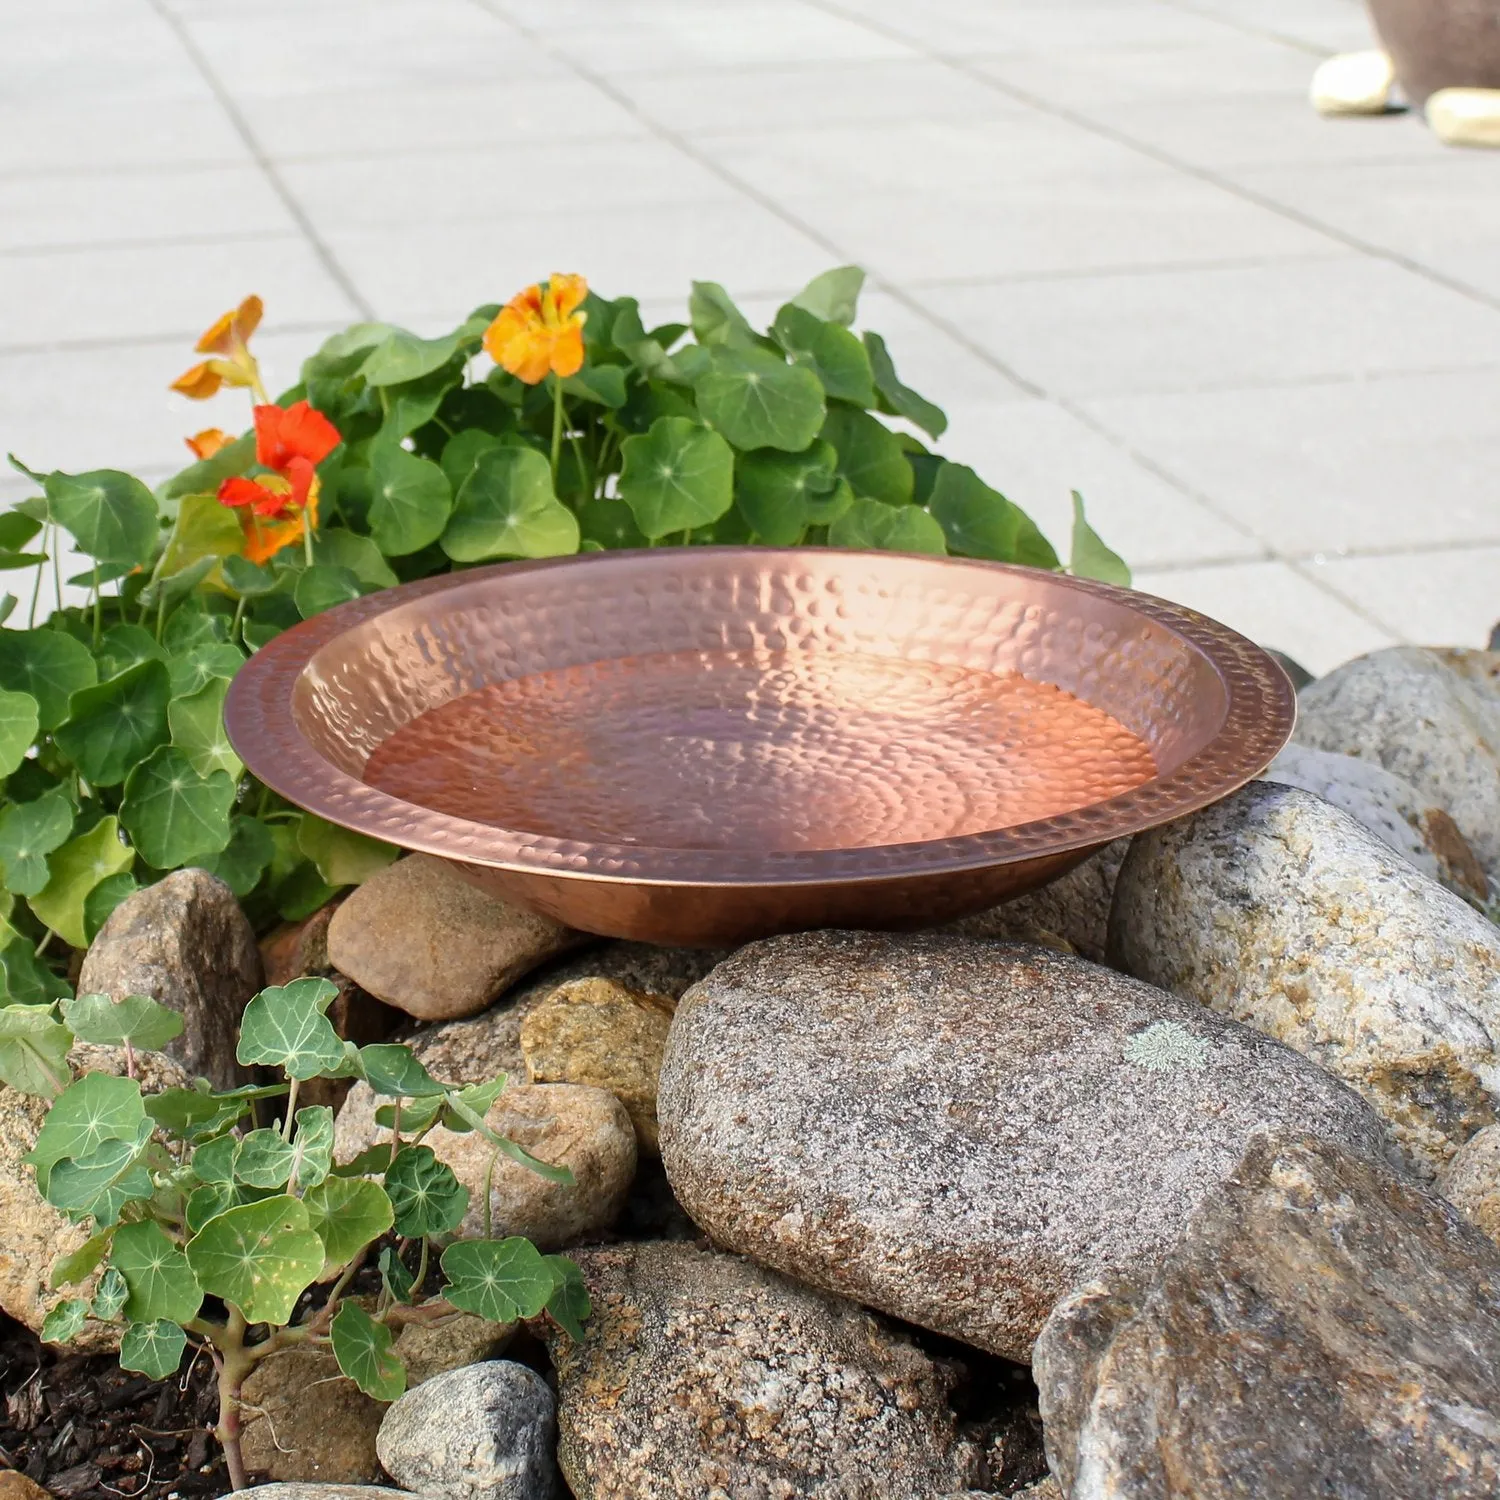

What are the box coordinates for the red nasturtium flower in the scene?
[185,428,233,460]
[217,400,341,564]
[483,274,588,384]
[171,295,265,400]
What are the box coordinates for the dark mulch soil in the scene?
[0,1316,229,1500]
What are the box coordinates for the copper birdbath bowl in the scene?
[225,548,1295,947]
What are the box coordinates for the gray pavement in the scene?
[2,0,1497,671]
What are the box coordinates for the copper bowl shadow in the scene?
[224,548,1295,947]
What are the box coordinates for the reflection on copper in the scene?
[226,548,1295,947]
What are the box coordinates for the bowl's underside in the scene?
[226,549,1295,946]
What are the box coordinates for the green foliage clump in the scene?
[13,983,585,1489]
[0,265,1126,1005]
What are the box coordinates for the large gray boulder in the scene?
[1262,741,1488,904]
[1111,781,1500,1178]
[77,867,260,1088]
[658,931,1386,1361]
[1034,1132,1500,1500]
[1294,646,1500,889]
[543,1242,996,1498]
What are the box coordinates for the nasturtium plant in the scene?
[0,263,1126,1010]
[13,983,587,1492]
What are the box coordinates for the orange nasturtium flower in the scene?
[216,399,341,564]
[185,427,233,460]
[171,295,266,401]
[483,274,588,384]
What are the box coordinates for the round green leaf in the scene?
[51,1229,114,1290]
[44,469,158,566]
[688,281,758,348]
[360,327,463,387]
[735,440,847,545]
[111,1220,203,1324]
[576,496,646,550]
[0,788,76,897]
[185,1194,326,1325]
[54,658,171,787]
[45,1124,154,1223]
[0,628,96,731]
[331,1301,406,1401]
[543,1254,591,1341]
[304,1176,395,1268]
[385,1145,468,1238]
[1069,491,1130,586]
[288,1105,335,1189]
[168,642,245,701]
[0,931,70,1007]
[119,1319,187,1379]
[0,1002,72,1098]
[927,462,1059,568]
[157,492,244,580]
[91,1267,128,1320]
[29,816,135,949]
[790,265,865,327]
[294,564,363,620]
[190,1133,238,1185]
[440,429,507,493]
[41,1297,89,1344]
[864,331,947,439]
[368,444,453,557]
[440,1237,555,1323]
[233,1128,296,1189]
[828,497,947,554]
[315,529,398,590]
[358,1043,445,1099]
[168,675,243,781]
[819,405,913,505]
[27,1073,146,1186]
[442,446,579,562]
[236,976,346,1080]
[120,746,235,869]
[199,816,275,898]
[83,872,139,946]
[296,815,398,888]
[618,417,734,540]
[772,305,875,406]
[694,348,826,453]
[62,993,183,1051]
[0,689,38,778]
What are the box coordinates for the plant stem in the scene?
[281,1077,300,1141]
[389,1099,402,1167]
[28,550,41,629]
[230,593,247,645]
[213,1308,252,1492]
[302,512,315,569]
[50,526,63,616]
[549,378,565,483]
[413,1236,429,1296]
[33,928,54,958]
[482,1152,497,1239]
[91,563,101,648]
[154,590,166,645]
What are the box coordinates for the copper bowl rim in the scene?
[225,548,1296,890]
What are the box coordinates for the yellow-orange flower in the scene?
[483,274,588,384]
[230,478,319,564]
[171,295,266,401]
[185,427,233,460]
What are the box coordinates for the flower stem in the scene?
[549,377,565,484]
[91,563,101,648]
[302,512,315,569]
[230,593,247,645]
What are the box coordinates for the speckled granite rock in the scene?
[1034,1132,1500,1500]
[1294,646,1500,887]
[658,931,1386,1361]
[1263,742,1488,903]
[944,841,1130,963]
[0,1047,185,1349]
[1111,781,1500,1178]
[334,942,727,1162]
[339,1082,634,1249]
[544,1242,994,1499]
[377,1361,556,1500]
[237,1488,411,1500]
[1439,1123,1500,1244]
[521,977,675,1153]
[241,1348,384,1484]
[326,855,587,1021]
[77,867,260,1088]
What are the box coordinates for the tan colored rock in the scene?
[333,941,726,1166]
[77,867,261,1088]
[0,1471,55,1500]
[341,1081,635,1249]
[0,1046,185,1350]
[240,1348,385,1485]
[1428,87,1500,147]
[259,902,338,987]
[1111,782,1500,1177]
[1439,1123,1500,1244]
[326,855,587,1021]
[944,840,1129,963]
[1035,1133,1500,1500]
[521,977,675,1153]
[392,1312,513,1386]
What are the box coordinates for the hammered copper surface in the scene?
[225,548,1296,947]
[1366,0,1500,106]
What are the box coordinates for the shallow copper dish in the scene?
[225,548,1295,947]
